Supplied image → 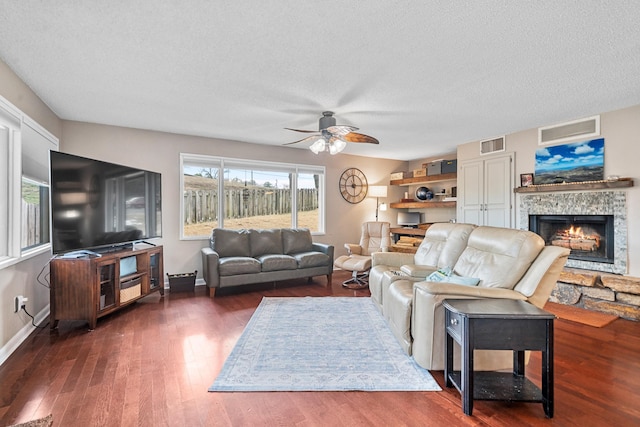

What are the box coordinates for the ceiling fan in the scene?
[284,111,379,154]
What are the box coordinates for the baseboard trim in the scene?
[162,278,206,289]
[0,304,50,366]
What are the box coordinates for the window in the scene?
[21,118,57,253]
[0,99,21,264]
[182,156,222,237]
[181,154,325,238]
[21,177,49,250]
[296,170,323,231]
[0,96,58,269]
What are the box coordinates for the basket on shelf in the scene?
[120,277,142,303]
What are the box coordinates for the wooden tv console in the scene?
[49,245,164,330]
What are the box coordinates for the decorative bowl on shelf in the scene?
[415,186,434,201]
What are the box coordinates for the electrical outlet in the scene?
[14,295,27,313]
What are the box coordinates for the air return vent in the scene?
[539,115,600,145]
[480,136,505,155]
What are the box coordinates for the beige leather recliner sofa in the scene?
[370,223,570,371]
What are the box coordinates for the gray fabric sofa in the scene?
[201,228,334,297]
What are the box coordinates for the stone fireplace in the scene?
[519,190,640,321]
[519,191,626,274]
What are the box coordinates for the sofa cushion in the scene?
[219,256,261,275]
[414,223,475,269]
[453,226,544,289]
[259,254,297,272]
[210,228,251,258]
[282,228,313,254]
[293,251,330,268]
[250,229,283,257]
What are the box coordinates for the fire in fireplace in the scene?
[529,215,614,264]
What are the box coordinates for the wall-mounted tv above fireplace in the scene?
[50,151,162,255]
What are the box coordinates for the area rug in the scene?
[209,297,441,392]
[545,302,618,327]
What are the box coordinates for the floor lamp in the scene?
[369,186,388,221]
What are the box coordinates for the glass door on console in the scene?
[97,261,116,311]
[148,247,164,294]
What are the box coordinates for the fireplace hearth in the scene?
[529,215,614,264]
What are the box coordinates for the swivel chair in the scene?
[334,221,391,289]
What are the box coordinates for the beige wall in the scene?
[0,61,61,139]
[60,121,407,278]
[0,60,62,359]
[457,104,640,276]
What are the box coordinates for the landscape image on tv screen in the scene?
[534,138,604,185]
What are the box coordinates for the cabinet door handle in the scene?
[450,318,459,326]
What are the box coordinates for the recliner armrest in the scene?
[411,280,527,371]
[344,243,362,255]
[414,281,528,300]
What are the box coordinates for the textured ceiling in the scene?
[1,1,640,160]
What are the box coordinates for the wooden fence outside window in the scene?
[183,188,318,225]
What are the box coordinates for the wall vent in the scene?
[480,136,505,155]
[538,115,600,145]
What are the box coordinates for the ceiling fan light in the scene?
[309,138,326,154]
[329,139,347,155]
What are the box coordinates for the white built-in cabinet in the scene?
[458,153,513,227]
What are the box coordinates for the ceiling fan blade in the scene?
[343,132,379,144]
[283,135,323,146]
[284,127,320,133]
[326,125,358,137]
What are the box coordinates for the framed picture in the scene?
[521,173,534,187]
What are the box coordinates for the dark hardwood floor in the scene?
[1,271,639,426]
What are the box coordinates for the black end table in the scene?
[443,299,555,417]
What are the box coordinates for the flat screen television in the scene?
[397,212,421,227]
[50,151,162,255]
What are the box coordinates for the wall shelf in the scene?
[390,172,457,186]
[390,201,456,209]
[514,179,633,193]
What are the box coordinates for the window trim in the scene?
[0,95,58,271]
[180,153,326,240]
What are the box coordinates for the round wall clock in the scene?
[339,167,368,204]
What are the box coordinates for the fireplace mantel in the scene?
[514,178,633,193]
